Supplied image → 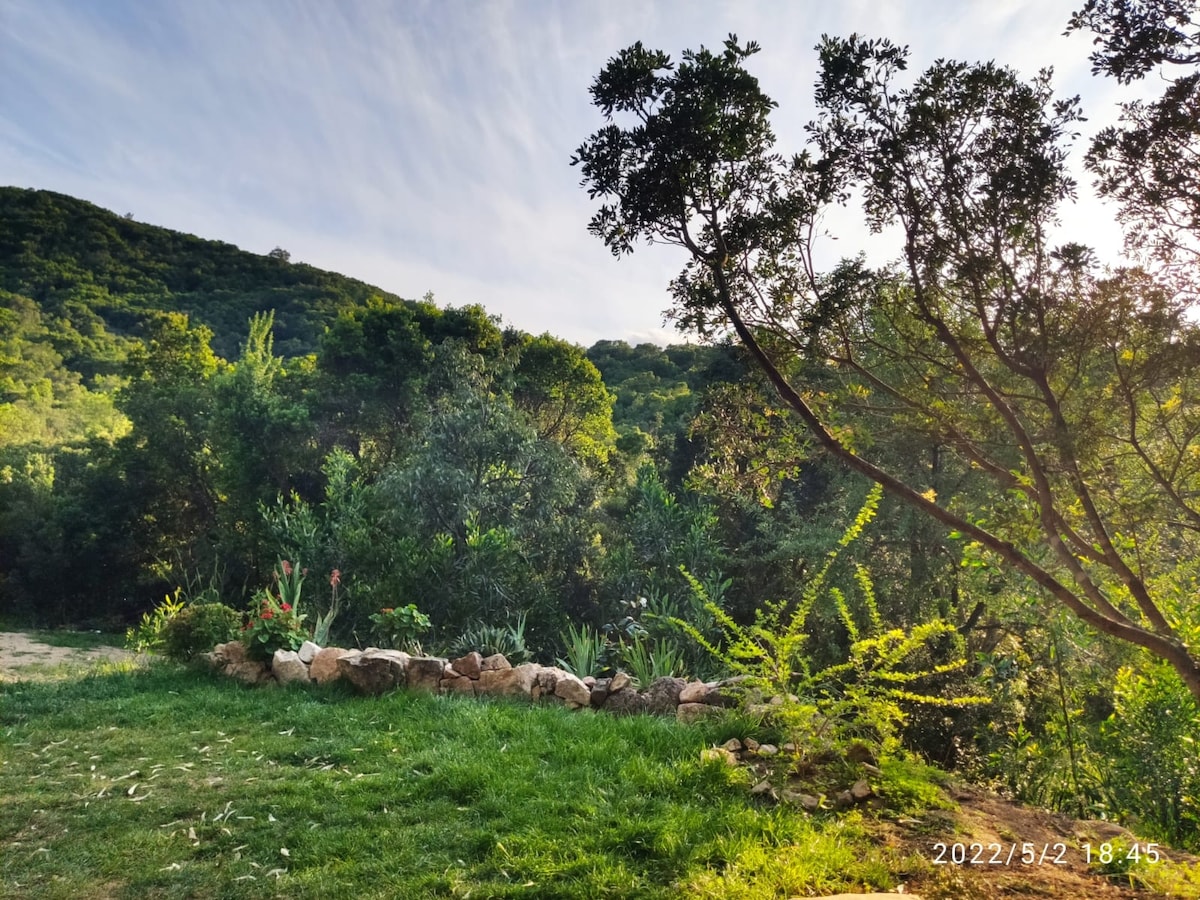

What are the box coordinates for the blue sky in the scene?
[0,0,1146,347]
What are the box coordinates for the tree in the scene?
[1068,0,1200,264]
[268,247,291,262]
[573,35,1200,700]
[511,332,616,466]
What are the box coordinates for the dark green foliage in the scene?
[161,601,241,661]
[0,187,404,360]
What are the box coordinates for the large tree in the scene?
[572,35,1200,700]
[1069,0,1200,265]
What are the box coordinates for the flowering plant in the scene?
[242,584,307,661]
[368,603,431,651]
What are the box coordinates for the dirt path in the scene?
[0,630,138,680]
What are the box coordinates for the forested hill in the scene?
[0,186,404,360]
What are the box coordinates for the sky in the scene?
[0,0,1152,348]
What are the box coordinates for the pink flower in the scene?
[280,602,292,612]
[281,560,293,577]
[330,569,342,588]
[261,609,274,620]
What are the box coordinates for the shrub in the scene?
[676,484,982,765]
[161,602,241,661]
[368,603,431,652]
[125,590,185,654]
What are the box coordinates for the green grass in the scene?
[1,662,925,899]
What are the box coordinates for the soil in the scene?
[0,630,138,680]
[1,630,1195,897]
[884,783,1197,899]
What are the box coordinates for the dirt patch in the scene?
[897,783,1198,898]
[0,631,139,681]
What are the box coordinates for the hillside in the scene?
[0,186,406,362]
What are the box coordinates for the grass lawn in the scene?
[0,661,922,899]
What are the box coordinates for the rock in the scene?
[337,650,407,695]
[701,747,738,766]
[480,653,511,672]
[532,666,564,701]
[608,671,633,694]
[309,647,353,684]
[226,659,272,685]
[297,640,321,664]
[214,641,247,666]
[757,743,779,757]
[835,789,855,809]
[782,790,821,812]
[750,779,775,797]
[603,688,648,716]
[589,678,611,708]
[477,662,539,698]
[850,779,873,802]
[582,676,596,688]
[406,657,446,693]
[440,674,476,696]
[678,681,711,704]
[743,737,760,752]
[846,741,877,765]
[720,738,744,754]
[643,676,686,714]
[450,651,483,680]
[272,649,311,685]
[553,671,591,707]
[676,702,722,724]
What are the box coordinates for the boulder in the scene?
[850,779,873,802]
[676,702,722,724]
[272,649,311,685]
[310,647,353,684]
[227,658,272,685]
[480,653,511,672]
[603,688,648,716]
[782,791,822,812]
[477,662,539,698]
[643,676,687,715]
[449,651,483,680]
[406,657,446,693]
[297,640,321,664]
[213,641,247,666]
[552,671,591,707]
[589,678,611,708]
[608,671,633,694]
[440,674,476,696]
[678,680,713,704]
[337,650,407,695]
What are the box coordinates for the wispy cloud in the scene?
[0,0,1149,347]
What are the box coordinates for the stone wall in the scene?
[203,641,739,723]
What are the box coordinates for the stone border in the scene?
[202,641,739,723]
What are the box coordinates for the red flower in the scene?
[330,569,341,588]
[261,609,274,620]
[280,602,292,612]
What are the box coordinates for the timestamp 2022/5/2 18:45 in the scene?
[931,841,1162,867]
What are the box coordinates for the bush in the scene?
[161,602,242,661]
